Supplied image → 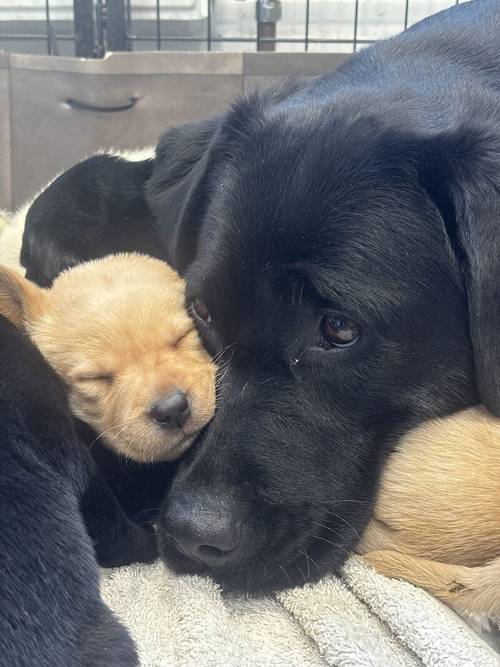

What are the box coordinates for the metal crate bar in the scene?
[352,0,359,52]
[126,34,376,46]
[44,0,52,54]
[304,0,310,52]
[207,0,211,51]
[155,0,161,50]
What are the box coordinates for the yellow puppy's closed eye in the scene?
[75,372,115,384]
[171,327,196,349]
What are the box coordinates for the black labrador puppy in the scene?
[20,0,500,592]
[0,315,156,666]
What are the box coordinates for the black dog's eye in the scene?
[320,316,360,348]
[192,299,211,324]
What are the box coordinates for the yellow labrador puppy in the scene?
[0,253,215,462]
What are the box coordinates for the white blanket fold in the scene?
[101,558,499,667]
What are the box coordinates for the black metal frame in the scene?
[0,0,463,58]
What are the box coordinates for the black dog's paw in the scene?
[97,522,158,568]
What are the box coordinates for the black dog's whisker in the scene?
[133,506,161,522]
[215,369,230,389]
[311,535,352,558]
[313,516,361,540]
[279,564,292,587]
[212,342,236,364]
[256,556,267,582]
[215,359,231,381]
[296,562,307,585]
[299,550,314,579]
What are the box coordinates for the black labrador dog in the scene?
[20,0,500,592]
[0,314,157,666]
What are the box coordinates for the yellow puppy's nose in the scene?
[149,390,191,428]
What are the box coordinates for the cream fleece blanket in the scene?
[2,185,499,667]
[100,557,499,667]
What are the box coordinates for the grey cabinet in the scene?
[243,52,347,91]
[1,51,348,210]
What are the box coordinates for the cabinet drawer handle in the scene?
[66,96,139,113]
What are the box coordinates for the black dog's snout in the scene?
[150,390,191,428]
[163,491,246,567]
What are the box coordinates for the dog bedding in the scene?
[100,557,498,666]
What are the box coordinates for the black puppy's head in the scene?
[148,88,500,592]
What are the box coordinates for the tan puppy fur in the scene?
[0,254,216,462]
[356,407,500,623]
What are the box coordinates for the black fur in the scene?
[20,0,500,592]
[77,421,174,524]
[0,316,156,665]
[21,155,160,287]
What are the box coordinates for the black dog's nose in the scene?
[162,492,245,567]
[150,390,191,428]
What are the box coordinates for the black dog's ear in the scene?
[146,80,304,274]
[145,116,222,273]
[417,125,500,415]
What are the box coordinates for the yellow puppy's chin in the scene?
[112,434,196,463]
[75,410,197,463]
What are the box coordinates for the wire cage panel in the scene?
[0,0,463,58]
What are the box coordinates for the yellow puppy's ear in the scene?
[0,266,47,329]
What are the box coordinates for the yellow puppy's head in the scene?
[0,254,216,462]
